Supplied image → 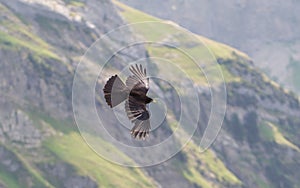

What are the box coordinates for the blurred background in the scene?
[0,0,299,187]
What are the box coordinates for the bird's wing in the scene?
[126,64,149,94]
[125,96,151,139]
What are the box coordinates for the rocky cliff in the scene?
[0,0,299,188]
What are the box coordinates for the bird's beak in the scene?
[153,99,157,103]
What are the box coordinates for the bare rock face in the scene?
[0,146,22,173]
[0,109,41,148]
[0,145,40,187]
[0,0,300,187]
[63,176,97,188]
[0,0,151,187]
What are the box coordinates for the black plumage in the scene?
[103,64,153,139]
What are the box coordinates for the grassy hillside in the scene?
[114,0,249,60]
[113,1,244,187]
[1,0,300,187]
[0,1,155,187]
[113,1,300,187]
[45,133,154,187]
[114,0,249,86]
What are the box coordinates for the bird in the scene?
[103,64,153,139]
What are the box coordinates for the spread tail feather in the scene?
[103,75,128,107]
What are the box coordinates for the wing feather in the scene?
[126,64,149,94]
[125,96,151,139]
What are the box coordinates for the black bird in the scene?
[103,64,153,139]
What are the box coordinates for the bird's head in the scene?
[146,97,153,104]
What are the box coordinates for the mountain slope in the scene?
[0,0,155,187]
[114,1,300,187]
[119,0,300,94]
[0,0,299,188]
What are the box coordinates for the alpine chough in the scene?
[103,64,153,139]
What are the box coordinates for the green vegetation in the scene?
[267,122,300,152]
[114,0,248,60]
[14,152,54,188]
[185,143,241,186]
[0,31,59,60]
[1,4,143,186]
[167,113,241,187]
[258,120,300,151]
[0,6,58,60]
[259,122,274,142]
[147,46,209,85]
[0,167,21,188]
[1,0,298,187]
[0,144,53,188]
[63,0,86,7]
[196,35,249,59]
[0,9,75,76]
[45,133,154,188]
[183,168,211,188]
[114,1,160,24]
[114,1,244,85]
[28,109,76,134]
[28,110,155,187]
[113,2,243,187]
[180,141,242,187]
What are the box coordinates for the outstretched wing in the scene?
[125,96,151,139]
[126,64,149,94]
